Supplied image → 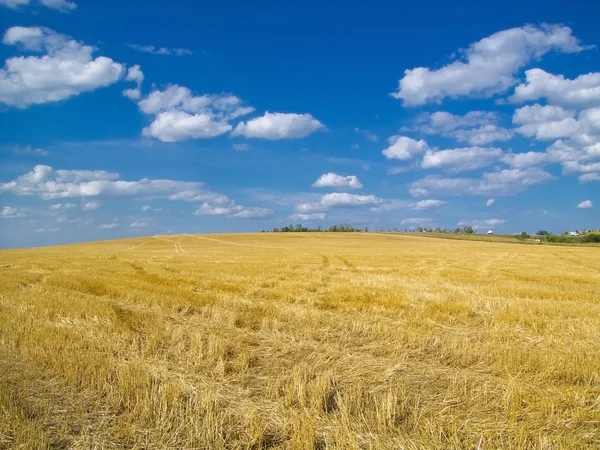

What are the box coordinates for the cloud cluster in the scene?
[412,167,554,197]
[393,24,588,106]
[415,111,513,145]
[312,172,363,189]
[135,85,254,142]
[233,112,326,140]
[194,203,272,219]
[0,27,124,108]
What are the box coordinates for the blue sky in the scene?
[0,0,598,248]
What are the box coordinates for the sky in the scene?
[0,0,598,248]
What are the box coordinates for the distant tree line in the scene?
[265,224,368,233]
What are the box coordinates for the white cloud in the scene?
[193,202,272,219]
[457,219,506,230]
[513,104,577,140]
[412,199,447,210]
[502,151,548,168]
[392,24,588,106]
[409,188,428,197]
[230,208,273,219]
[509,69,600,108]
[0,27,124,108]
[412,167,554,196]
[0,165,230,205]
[127,44,193,56]
[452,125,513,145]
[577,200,593,208]
[99,223,118,229]
[413,111,512,145]
[354,128,378,142]
[122,64,144,100]
[579,173,600,182]
[232,112,326,140]
[297,192,382,213]
[1,206,26,218]
[312,172,363,189]
[142,111,233,142]
[135,85,253,142]
[289,213,326,221]
[486,198,495,207]
[0,0,76,11]
[382,136,429,160]
[422,147,504,172]
[81,201,99,211]
[130,221,148,228]
[418,111,498,133]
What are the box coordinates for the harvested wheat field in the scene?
[1,233,599,449]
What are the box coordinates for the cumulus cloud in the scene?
[0,165,232,207]
[296,193,382,213]
[127,44,193,56]
[513,104,577,140]
[382,136,429,160]
[452,125,513,145]
[577,200,593,208]
[312,172,363,189]
[0,0,76,11]
[502,151,548,168]
[392,24,588,106]
[412,199,447,210]
[412,167,554,196]
[1,206,25,218]
[509,69,600,108]
[579,173,600,182]
[457,219,506,230]
[135,85,254,142]
[122,64,144,100]
[486,198,495,207]
[412,111,512,145]
[289,213,326,221]
[232,112,326,140]
[422,147,504,172]
[0,27,124,108]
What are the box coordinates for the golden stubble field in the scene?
[1,233,599,449]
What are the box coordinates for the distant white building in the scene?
[487,230,494,235]
[569,231,580,237]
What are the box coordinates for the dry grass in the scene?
[1,233,599,449]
